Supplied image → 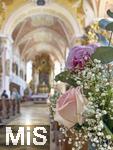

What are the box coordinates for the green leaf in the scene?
[55,71,78,87]
[91,46,113,63]
[55,71,69,82]
[107,9,113,18]
[105,22,113,32]
[99,19,111,29]
[104,123,113,140]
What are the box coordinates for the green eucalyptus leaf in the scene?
[104,123,113,139]
[105,22,113,32]
[107,9,113,18]
[55,71,78,87]
[55,71,69,82]
[91,46,113,64]
[99,19,111,29]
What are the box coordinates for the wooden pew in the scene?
[0,98,21,123]
[2,98,10,119]
[16,101,20,114]
[4,99,10,119]
[52,121,88,150]
[11,100,16,116]
[0,99,3,123]
[10,99,21,116]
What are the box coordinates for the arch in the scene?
[17,27,66,46]
[23,42,63,61]
[2,2,82,46]
[18,27,66,57]
[21,41,64,58]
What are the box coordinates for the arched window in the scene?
[20,69,23,79]
[12,62,18,75]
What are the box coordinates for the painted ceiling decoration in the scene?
[0,0,113,64]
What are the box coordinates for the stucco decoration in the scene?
[5,59,10,76]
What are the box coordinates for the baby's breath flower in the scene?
[106,135,111,140]
[76,80,81,85]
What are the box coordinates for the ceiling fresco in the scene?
[1,0,113,63]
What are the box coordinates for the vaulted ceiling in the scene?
[1,0,113,63]
[12,15,70,62]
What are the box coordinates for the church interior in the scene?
[0,0,113,150]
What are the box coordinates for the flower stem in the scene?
[109,32,113,46]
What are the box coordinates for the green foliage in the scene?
[54,9,113,147]
[92,9,113,63]
[104,122,113,140]
[91,46,113,64]
[105,22,113,32]
[55,71,78,87]
[107,9,113,18]
[99,19,111,29]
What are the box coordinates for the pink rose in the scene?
[54,87,87,128]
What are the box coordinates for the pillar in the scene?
[0,34,13,96]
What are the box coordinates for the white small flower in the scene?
[88,92,92,96]
[106,82,110,86]
[98,72,102,76]
[109,69,112,72]
[106,135,111,140]
[102,110,107,115]
[95,88,99,92]
[101,93,106,96]
[104,79,108,82]
[96,64,101,68]
[103,143,107,148]
[76,81,81,85]
[94,59,98,62]
[92,143,96,147]
[94,59,100,63]
[110,100,113,104]
[94,126,97,130]
[82,71,86,76]
[97,132,102,136]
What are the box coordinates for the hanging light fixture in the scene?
[37,0,45,5]
[30,0,46,6]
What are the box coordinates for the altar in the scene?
[31,54,52,94]
[31,93,49,103]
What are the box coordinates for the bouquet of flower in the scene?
[54,9,113,150]
[49,90,61,118]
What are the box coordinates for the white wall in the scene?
[26,61,32,83]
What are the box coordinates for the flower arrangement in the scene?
[54,9,113,150]
[49,90,61,118]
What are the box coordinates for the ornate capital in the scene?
[0,34,13,53]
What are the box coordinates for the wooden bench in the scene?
[4,99,10,119]
[1,98,20,120]
[0,99,3,123]
[51,121,88,150]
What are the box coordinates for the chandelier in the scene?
[30,0,46,5]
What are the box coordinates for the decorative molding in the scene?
[2,2,81,39]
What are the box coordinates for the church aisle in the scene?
[8,101,50,125]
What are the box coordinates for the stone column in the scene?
[50,65,54,88]
[0,34,13,96]
[35,71,39,93]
